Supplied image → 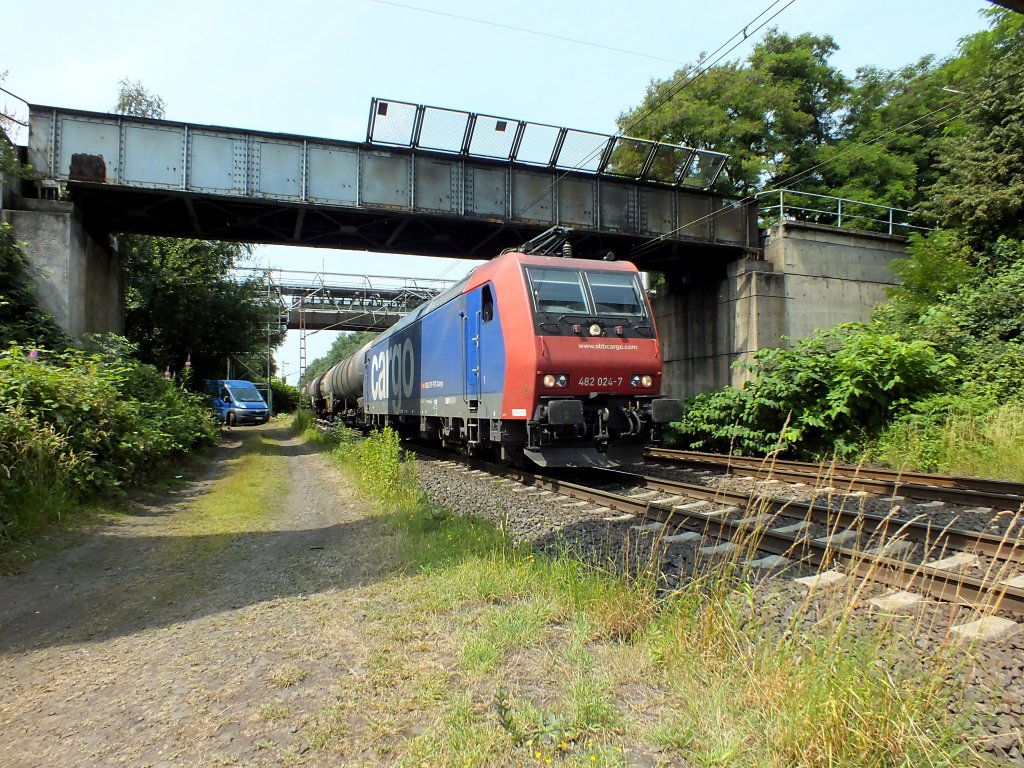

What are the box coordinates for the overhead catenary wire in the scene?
[367,0,689,67]
[507,0,796,232]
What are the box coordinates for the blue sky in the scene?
[2,0,993,380]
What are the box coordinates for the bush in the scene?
[308,423,419,511]
[0,341,218,540]
[669,324,955,459]
[268,378,300,414]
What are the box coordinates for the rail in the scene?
[420,448,1024,615]
[755,189,929,236]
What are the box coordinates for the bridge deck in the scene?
[26,103,757,270]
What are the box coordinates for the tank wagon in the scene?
[306,232,681,467]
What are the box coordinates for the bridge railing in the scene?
[755,189,929,236]
[368,98,730,190]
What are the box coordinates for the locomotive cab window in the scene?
[481,285,494,322]
[525,267,588,314]
[525,266,647,319]
[588,272,646,317]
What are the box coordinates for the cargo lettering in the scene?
[370,339,415,406]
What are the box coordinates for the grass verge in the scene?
[306,424,978,767]
[869,402,1024,480]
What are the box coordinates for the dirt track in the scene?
[0,425,398,767]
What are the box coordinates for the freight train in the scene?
[305,230,680,467]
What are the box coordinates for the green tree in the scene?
[114,78,166,120]
[817,57,962,212]
[619,30,847,196]
[120,234,283,382]
[925,10,1024,244]
[113,80,283,382]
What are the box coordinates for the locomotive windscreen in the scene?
[587,272,646,316]
[524,267,647,318]
[526,268,588,314]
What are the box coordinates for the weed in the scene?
[257,703,291,721]
[266,664,310,688]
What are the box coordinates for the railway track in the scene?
[645,447,1024,509]
[419,448,1024,624]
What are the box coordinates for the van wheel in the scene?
[228,413,236,427]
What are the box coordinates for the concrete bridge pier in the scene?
[2,199,122,337]
[654,220,907,400]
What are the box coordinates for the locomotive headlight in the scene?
[631,374,654,388]
[542,374,569,388]
[631,375,641,387]
[588,323,602,337]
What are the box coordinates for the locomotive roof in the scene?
[371,250,641,344]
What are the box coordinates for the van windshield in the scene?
[231,388,264,403]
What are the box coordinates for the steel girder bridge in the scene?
[23,98,757,272]
[251,268,454,377]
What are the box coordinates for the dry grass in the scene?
[299,424,994,766]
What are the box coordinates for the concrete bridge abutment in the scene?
[654,220,907,400]
[2,199,122,338]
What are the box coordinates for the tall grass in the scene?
[304,421,420,511]
[0,405,80,541]
[869,402,1024,479]
[308,424,977,766]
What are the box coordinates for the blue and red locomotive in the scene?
[306,232,680,467]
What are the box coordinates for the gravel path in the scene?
[0,425,398,767]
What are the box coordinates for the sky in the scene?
[2,0,993,382]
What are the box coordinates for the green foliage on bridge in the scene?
[663,10,1024,473]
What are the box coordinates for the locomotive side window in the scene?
[481,285,494,322]
[586,272,646,317]
[525,267,588,314]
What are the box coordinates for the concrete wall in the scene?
[654,221,906,400]
[2,200,122,337]
[763,220,904,342]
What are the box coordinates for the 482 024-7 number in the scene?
[578,376,623,387]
